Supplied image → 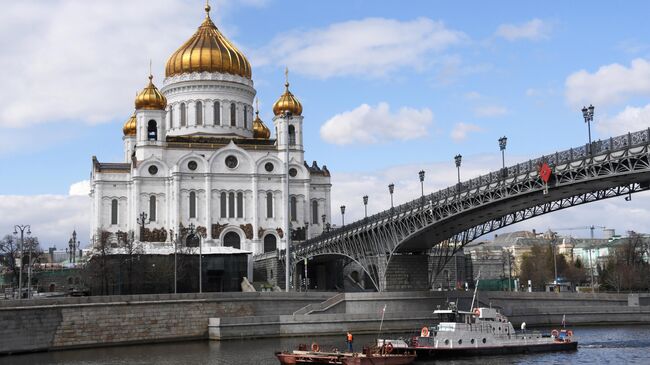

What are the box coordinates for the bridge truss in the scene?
[287,129,650,291]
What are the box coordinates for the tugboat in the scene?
[378,278,577,359]
[275,342,416,364]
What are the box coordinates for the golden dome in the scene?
[165,4,251,79]
[135,75,167,110]
[252,108,270,139]
[122,113,136,136]
[272,81,303,116]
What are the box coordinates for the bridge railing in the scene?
[299,128,650,249]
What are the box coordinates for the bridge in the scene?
[287,128,650,291]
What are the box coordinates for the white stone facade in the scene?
[90,71,332,255]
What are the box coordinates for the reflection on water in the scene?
[2,326,650,365]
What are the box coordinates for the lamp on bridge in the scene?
[498,136,507,177]
[582,104,595,154]
[388,183,395,208]
[13,224,31,300]
[454,154,462,191]
[418,170,425,197]
[340,205,346,226]
[363,195,368,218]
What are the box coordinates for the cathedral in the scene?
[89,3,332,267]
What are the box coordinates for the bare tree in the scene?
[85,229,114,295]
[0,235,20,287]
[117,230,144,294]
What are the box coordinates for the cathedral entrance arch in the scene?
[223,231,241,249]
[263,234,277,252]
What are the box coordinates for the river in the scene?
[2,325,649,365]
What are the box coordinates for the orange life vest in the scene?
[347,333,353,342]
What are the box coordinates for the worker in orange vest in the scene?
[346,331,353,352]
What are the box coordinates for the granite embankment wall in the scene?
[210,291,650,340]
[3,291,650,353]
[0,292,331,355]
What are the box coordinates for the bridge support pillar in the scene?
[383,254,430,291]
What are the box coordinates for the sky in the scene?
[2,0,650,248]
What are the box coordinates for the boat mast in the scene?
[470,270,481,311]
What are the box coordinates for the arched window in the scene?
[180,103,187,126]
[290,196,297,221]
[147,120,157,141]
[189,191,196,219]
[195,101,203,125]
[312,200,319,224]
[228,192,235,218]
[213,101,220,125]
[220,192,227,218]
[149,196,156,222]
[169,106,174,128]
[236,192,243,218]
[230,103,236,126]
[243,105,248,129]
[288,125,296,145]
[263,234,277,252]
[266,192,273,218]
[111,199,118,225]
[223,231,240,249]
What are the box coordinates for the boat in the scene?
[378,301,577,359]
[275,342,416,364]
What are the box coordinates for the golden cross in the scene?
[284,67,289,85]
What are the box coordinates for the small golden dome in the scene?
[165,5,251,79]
[272,81,303,116]
[252,109,270,139]
[135,75,167,110]
[122,113,137,136]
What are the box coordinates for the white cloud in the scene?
[464,91,482,100]
[0,182,91,248]
[69,180,91,196]
[450,122,482,142]
[565,58,650,108]
[253,17,466,78]
[0,0,261,128]
[495,19,551,41]
[597,104,650,136]
[474,105,509,118]
[331,157,650,240]
[320,103,433,145]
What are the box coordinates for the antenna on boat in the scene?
[377,304,387,348]
[470,270,481,311]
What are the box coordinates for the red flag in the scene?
[539,163,552,183]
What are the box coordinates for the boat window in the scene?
[444,339,449,345]
[471,339,475,344]
[482,338,487,344]
[458,339,462,345]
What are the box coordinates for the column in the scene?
[165,178,171,242]
[94,183,102,234]
[303,181,310,238]
[252,176,259,241]
[133,179,141,240]
[205,175,212,240]
[172,174,181,230]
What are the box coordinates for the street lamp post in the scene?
[362,195,368,218]
[137,211,149,240]
[321,214,327,232]
[284,110,292,292]
[551,232,558,286]
[454,154,462,192]
[582,104,595,154]
[498,136,507,177]
[340,205,346,226]
[188,223,201,293]
[388,183,394,208]
[418,170,425,197]
[67,230,80,265]
[169,229,178,294]
[13,224,31,299]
